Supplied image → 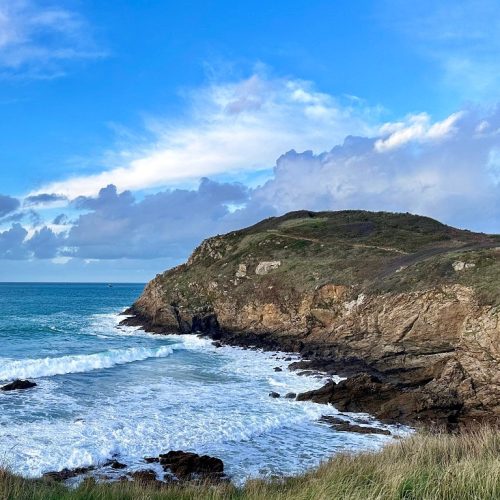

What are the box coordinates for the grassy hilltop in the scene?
[158,210,500,307]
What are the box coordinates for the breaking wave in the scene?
[0,345,175,381]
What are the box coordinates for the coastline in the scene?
[120,306,455,429]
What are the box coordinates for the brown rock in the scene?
[159,451,224,480]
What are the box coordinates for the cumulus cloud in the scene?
[251,106,500,233]
[63,179,254,259]
[0,194,20,217]
[0,223,28,259]
[6,105,500,264]
[33,73,381,198]
[0,0,104,78]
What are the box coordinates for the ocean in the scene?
[0,283,400,483]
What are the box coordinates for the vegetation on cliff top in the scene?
[2,427,499,499]
[155,210,500,307]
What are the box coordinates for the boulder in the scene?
[43,466,94,482]
[1,379,37,391]
[235,264,247,278]
[104,459,127,469]
[269,391,281,398]
[255,261,281,275]
[159,451,224,480]
[129,469,158,483]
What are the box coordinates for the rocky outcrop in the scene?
[159,451,224,481]
[122,210,500,428]
[318,415,391,435]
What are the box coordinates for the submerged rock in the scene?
[319,415,391,435]
[269,391,281,398]
[285,392,297,399]
[104,459,127,469]
[1,379,37,391]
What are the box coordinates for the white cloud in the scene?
[375,111,463,152]
[251,106,500,233]
[0,0,104,77]
[33,74,382,198]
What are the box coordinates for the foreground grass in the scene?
[1,427,499,500]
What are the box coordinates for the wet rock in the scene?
[43,466,95,482]
[285,392,297,399]
[273,367,283,372]
[104,459,127,469]
[1,379,37,391]
[297,373,463,426]
[319,415,391,435]
[144,456,160,463]
[212,341,223,348]
[129,469,158,483]
[192,312,220,339]
[269,391,281,398]
[284,357,292,361]
[158,451,224,480]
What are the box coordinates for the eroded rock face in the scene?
[127,277,499,426]
[124,211,500,427]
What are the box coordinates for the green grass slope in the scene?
[160,210,500,306]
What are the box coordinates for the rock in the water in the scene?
[144,456,160,463]
[269,391,281,398]
[297,373,463,425]
[1,379,37,391]
[159,451,224,480]
[285,392,297,399]
[212,341,223,348]
[273,367,283,372]
[104,459,127,469]
[129,469,158,483]
[319,415,391,435]
[43,466,95,482]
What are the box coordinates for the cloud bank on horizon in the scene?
[2,80,499,264]
[0,0,499,281]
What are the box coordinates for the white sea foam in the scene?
[0,345,175,382]
[0,307,409,483]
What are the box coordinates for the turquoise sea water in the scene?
[0,283,399,482]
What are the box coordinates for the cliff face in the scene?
[127,210,500,426]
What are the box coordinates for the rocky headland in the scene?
[122,210,500,429]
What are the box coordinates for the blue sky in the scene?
[0,0,499,281]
